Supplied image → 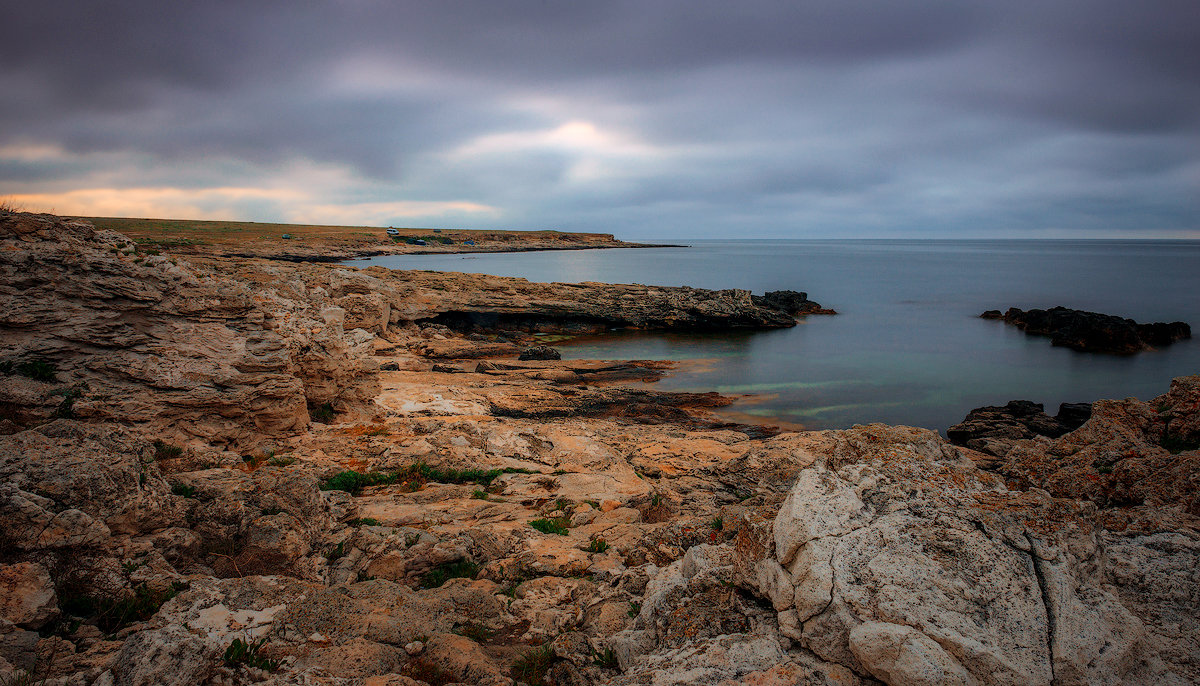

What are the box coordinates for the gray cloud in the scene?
[2,0,1197,237]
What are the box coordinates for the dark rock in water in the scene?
[947,400,1093,457]
[979,309,1003,319]
[751,290,837,315]
[982,306,1190,354]
[518,345,561,361]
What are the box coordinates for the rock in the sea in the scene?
[518,345,562,361]
[982,306,1191,354]
[751,290,836,316]
[947,399,1091,456]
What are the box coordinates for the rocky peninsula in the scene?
[1,211,1197,686]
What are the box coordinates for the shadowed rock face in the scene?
[981,306,1191,354]
[947,400,1092,456]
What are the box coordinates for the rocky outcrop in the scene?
[751,290,838,316]
[734,424,1191,685]
[965,375,1200,515]
[982,306,1191,354]
[0,212,379,448]
[947,400,1092,457]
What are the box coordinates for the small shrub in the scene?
[471,489,489,500]
[511,645,556,686]
[153,439,183,460]
[310,402,336,423]
[402,658,457,686]
[15,359,56,382]
[53,387,82,418]
[592,647,619,669]
[710,516,724,531]
[586,538,609,554]
[419,559,480,589]
[171,483,197,498]
[1160,433,1200,455]
[63,582,187,634]
[530,517,570,536]
[627,601,641,618]
[454,622,493,642]
[223,637,280,672]
[350,517,380,527]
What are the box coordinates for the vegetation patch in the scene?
[419,559,480,589]
[61,582,187,634]
[1160,432,1200,455]
[153,439,183,460]
[350,517,380,527]
[453,622,494,642]
[170,483,197,498]
[511,645,557,686]
[592,647,619,669]
[586,538,609,553]
[319,463,534,495]
[530,517,570,536]
[3,359,58,382]
[223,637,280,672]
[401,659,457,686]
[309,402,336,423]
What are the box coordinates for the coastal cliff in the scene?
[1,212,1197,686]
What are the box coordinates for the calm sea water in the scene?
[347,240,1200,432]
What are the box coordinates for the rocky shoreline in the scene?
[1,211,1197,686]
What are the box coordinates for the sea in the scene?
[346,240,1200,433]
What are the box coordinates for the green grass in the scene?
[453,622,494,642]
[1160,433,1200,455]
[511,645,556,686]
[319,463,535,495]
[592,647,619,669]
[6,359,57,382]
[153,439,183,460]
[530,517,570,536]
[586,538,609,553]
[710,516,724,531]
[223,637,280,672]
[170,483,197,498]
[350,517,380,527]
[310,402,336,423]
[419,560,480,589]
[471,489,489,500]
[61,582,186,634]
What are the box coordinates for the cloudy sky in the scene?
[2,1,1197,238]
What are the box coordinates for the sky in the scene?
[2,1,1197,239]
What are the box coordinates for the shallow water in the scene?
[347,240,1200,432]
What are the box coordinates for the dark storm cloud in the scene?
[1,0,1197,236]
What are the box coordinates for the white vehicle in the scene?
[386,228,400,236]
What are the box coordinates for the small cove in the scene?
[347,239,1200,432]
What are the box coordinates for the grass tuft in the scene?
[530,517,570,536]
[586,538,609,553]
[511,645,557,686]
[223,636,280,672]
[419,559,480,589]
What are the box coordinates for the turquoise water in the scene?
[347,240,1200,431]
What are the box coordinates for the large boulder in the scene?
[736,424,1179,685]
